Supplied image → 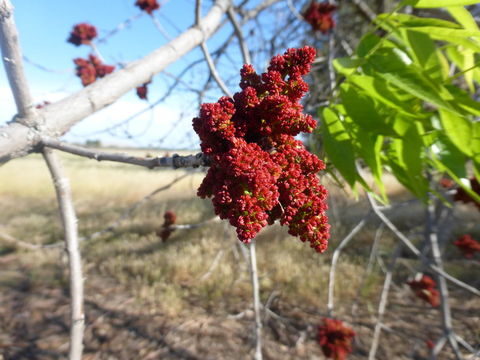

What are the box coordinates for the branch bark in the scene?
[0,0,34,119]
[41,138,209,169]
[0,0,231,164]
[42,148,84,360]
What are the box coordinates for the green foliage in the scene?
[318,5,480,202]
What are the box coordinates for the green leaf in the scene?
[472,122,480,168]
[444,85,480,116]
[433,135,467,178]
[403,30,444,80]
[367,48,457,112]
[378,13,460,29]
[321,108,358,188]
[333,57,361,76]
[405,26,480,40]
[357,33,382,57]
[447,6,479,31]
[355,130,387,201]
[340,85,398,135]
[439,109,473,156]
[348,75,419,117]
[413,0,480,8]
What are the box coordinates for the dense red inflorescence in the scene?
[135,0,160,14]
[156,211,177,241]
[453,177,480,210]
[67,23,98,46]
[303,1,337,34]
[193,46,330,252]
[407,275,440,307]
[136,82,151,100]
[453,234,480,259]
[73,55,115,86]
[317,318,355,360]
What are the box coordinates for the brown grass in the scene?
[1,151,479,359]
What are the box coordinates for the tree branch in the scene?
[0,0,231,164]
[0,0,34,119]
[366,193,480,297]
[41,138,209,169]
[42,148,84,360]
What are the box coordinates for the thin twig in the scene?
[0,228,42,250]
[327,215,369,316]
[41,137,209,169]
[42,148,84,360]
[249,239,263,360]
[366,193,480,297]
[368,244,402,360]
[226,7,251,64]
[426,194,463,360]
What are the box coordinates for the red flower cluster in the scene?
[67,23,98,46]
[453,234,480,259]
[303,1,337,34]
[407,275,440,307]
[193,46,330,252]
[156,211,177,241]
[136,81,151,100]
[135,0,160,14]
[317,318,355,360]
[453,177,480,210]
[73,55,115,86]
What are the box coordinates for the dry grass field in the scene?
[0,150,479,359]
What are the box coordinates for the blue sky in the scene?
[0,0,238,149]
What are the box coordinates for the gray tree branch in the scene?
[43,148,84,360]
[0,0,231,164]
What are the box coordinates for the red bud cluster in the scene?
[67,23,98,46]
[453,177,480,210]
[407,275,440,307]
[156,211,177,241]
[193,46,330,252]
[135,0,160,14]
[453,234,480,259]
[303,1,337,34]
[317,318,355,360]
[136,81,151,100]
[73,55,115,87]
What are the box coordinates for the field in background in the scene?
[0,151,479,359]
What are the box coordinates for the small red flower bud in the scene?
[453,234,480,259]
[317,318,355,360]
[135,0,160,15]
[68,23,98,46]
[407,275,440,307]
[303,1,337,34]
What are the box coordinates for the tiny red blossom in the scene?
[303,1,337,34]
[73,55,115,87]
[193,46,329,251]
[453,177,480,211]
[318,318,355,360]
[453,234,480,259]
[68,23,98,46]
[135,0,160,14]
[136,81,151,100]
[407,275,440,307]
[156,211,177,241]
